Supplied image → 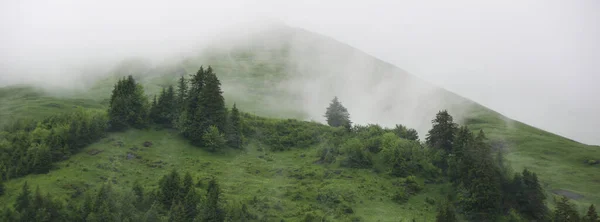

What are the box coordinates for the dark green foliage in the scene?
[14,182,31,213]
[340,138,372,168]
[203,125,226,152]
[456,129,503,220]
[203,177,225,222]
[317,143,339,164]
[0,180,4,196]
[152,86,176,127]
[176,75,188,113]
[436,202,458,222]
[108,75,149,130]
[183,188,199,221]
[159,169,183,208]
[516,169,548,221]
[242,115,332,151]
[324,96,351,130]
[393,124,419,141]
[553,196,580,222]
[584,204,598,222]
[0,109,107,180]
[182,66,226,146]
[381,133,439,177]
[226,103,243,149]
[426,110,457,154]
[169,201,186,222]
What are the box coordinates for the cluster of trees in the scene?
[0,109,107,180]
[107,67,243,151]
[0,170,252,222]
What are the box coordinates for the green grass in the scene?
[0,129,445,221]
[1,24,598,218]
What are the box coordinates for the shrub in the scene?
[340,138,372,168]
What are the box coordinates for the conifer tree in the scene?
[183,188,199,221]
[227,103,243,149]
[14,181,31,213]
[204,177,225,222]
[159,169,182,208]
[108,75,149,130]
[150,95,159,122]
[176,75,188,113]
[183,67,207,141]
[584,204,598,222]
[169,201,186,222]
[436,203,458,222]
[324,96,352,130]
[519,169,548,221]
[143,201,161,222]
[554,196,580,222]
[0,180,4,196]
[197,67,227,136]
[426,110,457,153]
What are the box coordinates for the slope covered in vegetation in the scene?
[0,25,599,221]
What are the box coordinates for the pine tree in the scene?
[197,67,227,138]
[150,95,159,123]
[176,75,188,113]
[584,204,598,222]
[169,201,186,222]
[184,67,208,142]
[554,196,580,222]
[425,110,457,153]
[159,169,182,208]
[183,188,199,221]
[0,180,5,196]
[203,178,224,222]
[324,96,352,130]
[14,181,31,213]
[519,169,548,221]
[108,75,149,130]
[226,103,243,149]
[436,203,458,222]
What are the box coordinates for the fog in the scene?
[1,0,598,145]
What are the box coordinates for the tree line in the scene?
[108,67,242,151]
[0,169,254,222]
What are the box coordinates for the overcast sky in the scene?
[1,0,598,145]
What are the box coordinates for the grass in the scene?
[0,129,445,221]
[1,25,598,218]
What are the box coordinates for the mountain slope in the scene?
[90,25,598,208]
[1,24,598,212]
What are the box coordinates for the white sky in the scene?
[1,0,599,144]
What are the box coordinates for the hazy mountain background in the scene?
[1,0,598,145]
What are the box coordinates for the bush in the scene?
[340,138,372,168]
[203,126,225,152]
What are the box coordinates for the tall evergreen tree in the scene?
[204,177,224,222]
[108,75,149,130]
[176,75,188,113]
[554,196,580,222]
[425,110,457,153]
[197,67,227,138]
[584,204,598,222]
[155,86,176,126]
[169,201,186,222]
[150,95,159,122]
[226,103,243,149]
[324,96,352,130]
[159,169,182,208]
[14,181,31,213]
[518,169,548,221]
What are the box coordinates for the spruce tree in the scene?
[425,110,457,153]
[226,103,243,149]
[159,169,182,208]
[169,201,186,222]
[519,169,548,221]
[108,75,149,130]
[176,75,188,113]
[204,178,225,222]
[197,67,227,137]
[0,180,4,196]
[184,67,207,141]
[14,181,31,213]
[554,196,580,222]
[150,95,159,122]
[324,96,352,130]
[584,204,598,222]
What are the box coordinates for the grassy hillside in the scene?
[0,24,598,219]
[0,128,447,221]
